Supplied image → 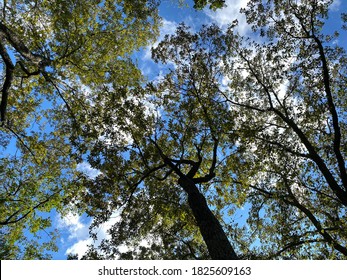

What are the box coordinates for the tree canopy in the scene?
[78,0,347,260]
[0,0,160,259]
[1,0,346,259]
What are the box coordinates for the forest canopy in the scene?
[1,0,347,259]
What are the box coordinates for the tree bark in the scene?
[178,177,239,260]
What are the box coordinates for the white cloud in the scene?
[204,0,250,34]
[76,162,101,179]
[57,212,90,241]
[143,18,178,61]
[160,18,180,37]
[64,223,111,257]
[57,211,117,257]
[65,239,93,256]
[58,210,139,258]
[58,209,159,259]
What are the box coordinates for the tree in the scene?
[78,0,347,259]
[0,0,160,259]
[221,0,347,258]
[74,23,236,259]
[77,21,250,259]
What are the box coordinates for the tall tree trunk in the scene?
[178,177,239,260]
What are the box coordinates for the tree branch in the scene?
[269,239,325,259]
[3,125,39,164]
[0,22,46,64]
[0,39,14,122]
[0,190,60,226]
[238,46,347,206]
[283,177,347,256]
[311,34,347,190]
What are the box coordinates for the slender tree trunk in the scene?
[178,177,239,260]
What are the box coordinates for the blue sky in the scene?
[37,0,347,259]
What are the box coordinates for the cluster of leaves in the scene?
[193,0,225,10]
